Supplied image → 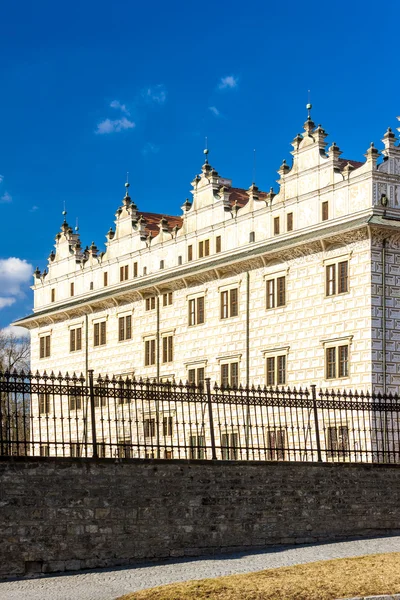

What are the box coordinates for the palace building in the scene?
[16,111,400,393]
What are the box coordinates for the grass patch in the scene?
[117,553,400,600]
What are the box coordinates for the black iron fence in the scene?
[1,369,400,463]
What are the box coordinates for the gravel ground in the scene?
[0,536,399,600]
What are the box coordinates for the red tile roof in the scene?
[338,158,364,170]
[140,212,183,237]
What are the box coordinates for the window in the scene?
[188,245,193,261]
[94,321,106,347]
[266,355,287,386]
[133,262,138,278]
[145,296,156,311]
[216,235,222,253]
[221,432,239,460]
[220,362,239,387]
[39,393,50,415]
[326,425,349,458]
[287,212,293,232]
[162,292,173,306]
[162,335,173,363]
[94,387,107,408]
[199,239,210,258]
[39,334,51,359]
[103,272,108,287]
[220,288,239,319]
[120,265,129,282]
[322,201,329,221]
[160,260,164,269]
[325,345,349,379]
[178,255,182,265]
[70,443,81,457]
[51,288,55,302]
[90,281,93,290]
[188,296,205,326]
[189,435,205,459]
[118,439,132,459]
[143,266,147,275]
[325,261,349,296]
[69,394,83,411]
[274,217,280,235]
[266,428,287,460]
[40,445,50,457]
[188,366,205,386]
[266,276,286,309]
[162,416,173,437]
[144,338,156,366]
[144,417,156,438]
[70,327,82,352]
[70,282,75,297]
[249,231,255,243]
[118,315,132,342]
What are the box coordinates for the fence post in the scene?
[311,384,322,462]
[206,378,217,460]
[88,370,98,459]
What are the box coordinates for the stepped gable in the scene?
[229,187,268,208]
[139,211,183,237]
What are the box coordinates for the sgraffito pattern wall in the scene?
[1,457,400,577]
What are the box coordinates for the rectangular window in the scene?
[160,260,164,269]
[51,288,55,302]
[133,262,138,277]
[118,315,132,342]
[220,362,239,387]
[266,429,287,461]
[326,261,349,296]
[70,327,82,352]
[326,425,349,458]
[266,276,286,309]
[221,432,239,460]
[120,265,129,282]
[322,201,329,221]
[103,272,108,287]
[143,266,147,275]
[162,416,173,437]
[178,255,182,265]
[144,418,156,438]
[189,435,205,459]
[188,297,205,326]
[198,240,204,258]
[216,235,222,253]
[198,239,210,258]
[145,339,156,366]
[94,321,106,347]
[162,335,173,363]
[249,231,255,243]
[69,394,83,411]
[188,366,205,386]
[70,282,75,297]
[274,217,280,235]
[162,292,173,306]
[145,296,156,311]
[287,212,293,232]
[325,345,349,379]
[118,439,132,459]
[39,335,51,359]
[220,288,239,319]
[39,393,51,415]
[40,445,50,457]
[94,386,107,408]
[90,281,93,290]
[188,245,193,261]
[266,355,287,386]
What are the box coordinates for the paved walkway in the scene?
[0,536,400,600]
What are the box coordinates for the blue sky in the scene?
[0,0,399,333]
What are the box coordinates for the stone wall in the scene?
[1,457,400,578]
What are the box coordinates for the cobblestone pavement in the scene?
[0,536,399,600]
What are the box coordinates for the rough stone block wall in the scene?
[1,457,400,578]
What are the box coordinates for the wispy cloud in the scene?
[29,205,39,213]
[142,84,167,105]
[0,191,12,204]
[142,142,160,156]
[110,100,130,115]
[0,297,16,309]
[0,257,33,302]
[1,324,30,338]
[96,117,135,135]
[0,175,3,184]
[209,106,221,117]
[218,75,238,90]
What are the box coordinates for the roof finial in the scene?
[306,90,312,121]
[125,171,130,197]
[62,201,67,222]
[204,136,209,164]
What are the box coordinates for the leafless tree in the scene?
[0,329,30,372]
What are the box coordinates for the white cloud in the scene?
[142,84,167,104]
[142,142,160,156]
[0,175,3,184]
[209,106,221,117]
[95,117,135,135]
[0,297,16,309]
[29,205,39,212]
[0,191,12,204]
[218,75,238,90]
[0,257,32,299]
[1,324,30,338]
[110,100,130,115]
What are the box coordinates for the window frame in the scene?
[162,334,173,364]
[39,334,51,359]
[118,315,132,342]
[188,296,205,326]
[325,260,349,297]
[220,288,239,319]
[144,338,156,366]
[93,321,107,347]
[265,275,286,310]
[70,326,82,352]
